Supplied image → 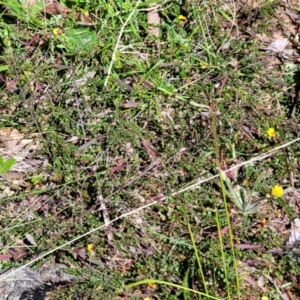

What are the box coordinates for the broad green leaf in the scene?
[0,65,9,72]
[0,157,16,174]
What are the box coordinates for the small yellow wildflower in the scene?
[144,298,152,300]
[178,15,188,24]
[148,282,157,289]
[271,185,283,197]
[267,127,276,138]
[260,218,267,228]
[261,296,269,300]
[87,243,94,252]
[200,61,208,69]
[53,28,63,36]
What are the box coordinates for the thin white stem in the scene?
[104,0,142,87]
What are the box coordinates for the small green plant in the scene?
[0,157,16,175]
[30,174,43,185]
[52,28,98,55]
[221,143,266,214]
[223,176,259,213]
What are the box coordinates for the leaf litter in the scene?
[0,128,44,185]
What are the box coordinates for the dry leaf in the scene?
[75,11,94,25]
[0,255,11,261]
[0,128,23,148]
[0,128,43,179]
[0,128,32,153]
[266,38,289,52]
[147,4,160,37]
[288,218,300,246]
[25,233,37,246]
[67,136,80,144]
[44,1,70,17]
[244,275,258,287]
[98,195,113,243]
[122,102,140,108]
[110,162,126,173]
[141,139,160,161]
[142,80,155,89]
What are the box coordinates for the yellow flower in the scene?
[260,218,267,228]
[53,28,63,36]
[200,61,208,69]
[271,185,283,197]
[267,127,276,138]
[87,243,94,252]
[148,282,157,289]
[178,15,188,24]
[261,297,269,300]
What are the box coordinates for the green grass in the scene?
[0,0,300,299]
